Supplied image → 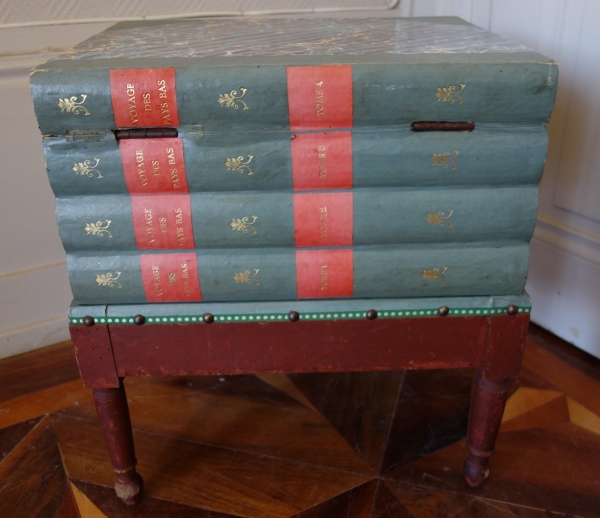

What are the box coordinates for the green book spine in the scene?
[31,62,557,135]
[44,125,548,196]
[67,242,530,304]
[55,186,538,252]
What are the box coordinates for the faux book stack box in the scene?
[31,17,557,315]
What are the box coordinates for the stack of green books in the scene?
[31,16,557,305]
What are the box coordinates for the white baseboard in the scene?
[0,261,73,360]
[534,213,600,266]
[528,214,600,358]
[527,234,600,359]
[0,316,70,360]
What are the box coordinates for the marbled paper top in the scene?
[58,17,531,61]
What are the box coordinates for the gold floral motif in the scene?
[218,88,248,110]
[96,271,122,288]
[230,215,258,234]
[426,210,454,228]
[234,269,260,286]
[421,266,448,282]
[225,155,254,175]
[85,220,112,238]
[73,158,102,178]
[431,150,459,169]
[435,84,465,104]
[57,94,90,115]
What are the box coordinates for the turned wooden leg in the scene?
[92,378,143,505]
[464,373,511,488]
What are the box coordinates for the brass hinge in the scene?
[412,122,475,132]
[114,128,179,140]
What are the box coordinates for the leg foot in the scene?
[464,452,490,488]
[464,373,510,487]
[92,378,143,505]
[115,472,144,505]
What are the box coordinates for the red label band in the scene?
[140,253,202,302]
[131,195,195,250]
[296,249,353,299]
[110,68,179,127]
[293,192,353,247]
[291,131,353,191]
[120,138,189,195]
[287,65,353,131]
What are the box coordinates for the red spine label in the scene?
[296,249,353,299]
[120,138,189,195]
[110,68,179,127]
[293,192,353,247]
[286,65,353,130]
[291,131,353,191]
[140,253,202,302]
[131,195,195,250]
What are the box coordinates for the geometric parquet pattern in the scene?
[1,325,599,517]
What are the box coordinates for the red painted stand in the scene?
[70,311,529,505]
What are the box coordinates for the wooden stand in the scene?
[70,311,529,505]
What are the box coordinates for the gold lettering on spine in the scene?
[314,81,324,116]
[96,271,122,288]
[143,92,151,112]
[320,264,328,290]
[175,208,183,225]
[126,78,172,124]
[85,220,112,238]
[174,208,186,247]
[157,79,173,125]
[180,262,193,297]
[317,145,326,178]
[159,217,168,233]
[151,265,163,296]
[426,210,454,228]
[58,94,90,115]
[175,227,185,246]
[73,158,102,179]
[126,84,138,124]
[136,149,148,186]
[230,215,258,234]
[225,155,254,175]
[165,147,181,188]
[319,206,327,238]
[170,169,180,188]
[431,150,459,170]
[166,148,176,165]
[421,266,448,282]
[218,88,249,110]
[436,84,465,104]
[144,208,155,244]
[234,269,260,286]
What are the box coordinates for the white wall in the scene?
[0,0,399,27]
[2,0,598,358]
[0,23,112,359]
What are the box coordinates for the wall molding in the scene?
[0,1,400,29]
[0,261,73,359]
[0,55,56,82]
[0,315,70,360]
[0,260,66,282]
[533,213,600,267]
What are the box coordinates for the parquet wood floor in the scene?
[0,325,598,517]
